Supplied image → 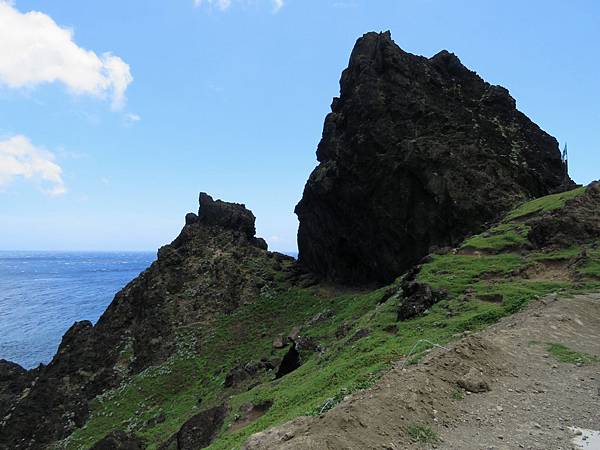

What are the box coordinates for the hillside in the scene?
[244,292,600,449]
[0,31,597,450]
[16,181,596,450]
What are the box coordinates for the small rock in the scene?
[281,432,295,442]
[272,334,285,349]
[457,368,491,393]
[288,326,301,342]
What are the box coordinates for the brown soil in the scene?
[231,401,273,433]
[243,293,600,449]
[525,260,572,281]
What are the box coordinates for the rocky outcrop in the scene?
[0,360,33,420]
[91,431,145,450]
[397,281,447,321]
[528,181,600,248]
[0,193,295,450]
[175,405,228,449]
[295,31,571,284]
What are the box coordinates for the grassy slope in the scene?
[60,186,600,450]
[461,186,586,252]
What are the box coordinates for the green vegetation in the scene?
[462,186,586,253]
[578,247,600,279]
[407,424,440,444]
[546,343,598,365]
[451,389,464,400]
[505,186,585,221]
[461,222,529,252]
[60,186,600,450]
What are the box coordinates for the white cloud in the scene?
[0,135,66,196]
[193,0,284,13]
[194,0,232,10]
[0,1,132,110]
[124,113,141,126]
[272,0,284,13]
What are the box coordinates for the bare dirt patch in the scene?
[243,293,600,449]
[231,401,273,433]
[525,259,572,281]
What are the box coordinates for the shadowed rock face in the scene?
[0,360,33,419]
[295,31,571,285]
[0,194,294,450]
[529,181,600,248]
[176,405,228,450]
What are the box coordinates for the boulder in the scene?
[224,360,274,388]
[176,405,228,450]
[91,431,145,450]
[397,281,447,321]
[272,334,285,349]
[275,345,301,379]
[457,368,491,393]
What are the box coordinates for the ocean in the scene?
[0,251,155,369]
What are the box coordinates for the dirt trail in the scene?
[243,293,600,450]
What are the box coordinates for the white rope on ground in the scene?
[401,339,450,369]
[319,398,335,415]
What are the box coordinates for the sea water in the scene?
[0,251,155,369]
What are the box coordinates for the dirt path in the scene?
[243,293,600,450]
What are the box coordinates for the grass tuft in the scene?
[546,343,598,365]
[407,424,440,444]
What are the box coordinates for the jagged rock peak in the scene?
[296,30,571,285]
[185,192,256,238]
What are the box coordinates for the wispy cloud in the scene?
[124,113,142,126]
[194,0,285,13]
[272,0,284,13]
[193,0,232,11]
[0,135,66,196]
[0,1,132,110]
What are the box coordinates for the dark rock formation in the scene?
[397,281,447,321]
[0,360,33,419]
[528,182,600,248]
[275,345,301,379]
[0,193,295,450]
[224,360,275,388]
[175,405,228,450]
[295,31,571,284]
[91,431,145,450]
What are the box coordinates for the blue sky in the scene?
[0,0,598,252]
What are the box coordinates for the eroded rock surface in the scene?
[529,181,600,248]
[295,31,571,284]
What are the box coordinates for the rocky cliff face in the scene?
[0,193,294,450]
[295,31,571,284]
